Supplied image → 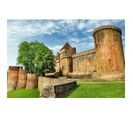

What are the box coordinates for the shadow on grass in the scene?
[57,85,80,98]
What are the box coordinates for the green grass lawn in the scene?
[7,89,40,98]
[7,81,125,98]
[62,81,125,98]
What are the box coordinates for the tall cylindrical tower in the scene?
[17,68,27,89]
[7,66,20,91]
[93,25,125,78]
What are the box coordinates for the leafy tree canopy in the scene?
[17,41,55,76]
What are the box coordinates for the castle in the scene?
[7,25,125,92]
[55,25,125,80]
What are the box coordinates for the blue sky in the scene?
[7,20,125,66]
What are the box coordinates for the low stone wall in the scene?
[92,71,125,80]
[68,71,125,80]
[38,77,70,93]
[38,77,77,98]
[54,81,77,97]
[68,72,92,79]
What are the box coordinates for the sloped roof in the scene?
[60,42,72,51]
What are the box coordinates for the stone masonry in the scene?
[55,25,125,80]
[7,66,38,91]
[38,77,77,98]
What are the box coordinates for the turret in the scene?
[93,25,125,80]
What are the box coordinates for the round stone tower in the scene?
[93,25,125,80]
[17,68,27,89]
[8,66,20,91]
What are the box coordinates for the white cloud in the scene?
[56,20,79,34]
[69,38,80,43]
[78,22,86,30]
[49,45,62,55]
[86,29,94,33]
[8,20,124,42]
[87,20,123,29]
[8,20,57,41]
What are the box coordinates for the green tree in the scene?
[17,41,55,76]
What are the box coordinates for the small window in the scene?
[109,59,111,64]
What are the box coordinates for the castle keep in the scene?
[55,25,125,80]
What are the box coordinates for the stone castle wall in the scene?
[57,43,76,75]
[72,49,95,74]
[38,77,77,98]
[7,66,38,91]
[26,73,38,89]
[8,66,20,91]
[55,25,125,80]
[93,25,125,74]
[17,67,27,89]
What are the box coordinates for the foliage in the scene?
[7,89,40,98]
[17,41,55,76]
